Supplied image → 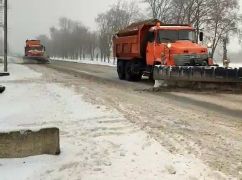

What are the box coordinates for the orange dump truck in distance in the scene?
[113,19,212,81]
[26,40,41,46]
[24,40,49,63]
[25,40,45,57]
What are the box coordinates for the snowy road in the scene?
[46,60,154,89]
[45,60,242,178]
[0,60,242,179]
[47,60,242,118]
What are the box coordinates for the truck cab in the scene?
[146,24,211,66]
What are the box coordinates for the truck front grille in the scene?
[173,54,208,66]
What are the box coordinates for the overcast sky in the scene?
[4,0,242,54]
[8,0,127,54]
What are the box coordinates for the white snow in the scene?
[217,62,242,68]
[0,63,42,82]
[52,57,117,67]
[0,62,230,180]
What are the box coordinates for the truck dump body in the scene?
[26,40,41,46]
[113,19,160,60]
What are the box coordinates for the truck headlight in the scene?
[167,43,172,49]
[207,43,212,48]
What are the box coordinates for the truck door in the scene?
[146,31,155,66]
[146,30,165,66]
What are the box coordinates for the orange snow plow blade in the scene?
[23,56,50,64]
[153,65,242,91]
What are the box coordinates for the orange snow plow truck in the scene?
[23,40,50,63]
[113,19,242,90]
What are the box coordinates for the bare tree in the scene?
[86,31,98,61]
[205,0,240,58]
[37,17,98,60]
[143,0,172,22]
[171,0,209,41]
[96,1,142,62]
[143,0,209,42]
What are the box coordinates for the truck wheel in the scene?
[133,73,142,81]
[125,61,142,81]
[117,60,125,80]
[125,61,133,81]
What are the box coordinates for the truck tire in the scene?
[125,61,142,81]
[125,61,133,81]
[133,74,142,81]
[117,60,125,80]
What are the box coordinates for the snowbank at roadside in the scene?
[0,63,42,82]
[0,63,229,180]
[52,57,117,67]
[217,62,242,68]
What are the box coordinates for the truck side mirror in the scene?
[199,32,204,41]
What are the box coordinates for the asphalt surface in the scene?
[46,60,154,89]
[27,59,242,178]
[45,60,242,119]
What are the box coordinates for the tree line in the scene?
[37,0,241,61]
[37,18,97,60]
[37,1,141,62]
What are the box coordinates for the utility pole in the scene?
[3,0,7,72]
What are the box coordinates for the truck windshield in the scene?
[158,30,195,43]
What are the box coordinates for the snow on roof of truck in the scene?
[117,19,161,35]
[116,19,193,36]
[157,26,194,29]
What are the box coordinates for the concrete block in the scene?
[0,72,10,76]
[0,127,60,158]
[0,85,5,93]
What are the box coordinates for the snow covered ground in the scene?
[0,62,229,179]
[217,62,242,68]
[52,57,117,67]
